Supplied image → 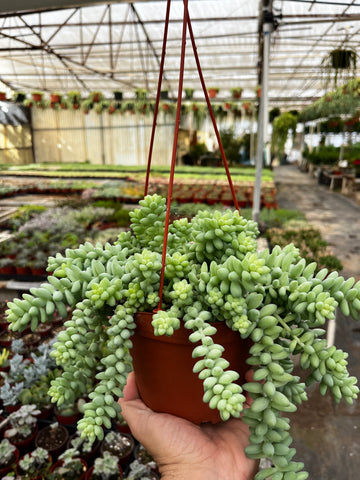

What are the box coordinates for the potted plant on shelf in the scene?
[31,91,44,102]
[207,87,219,98]
[5,194,360,480]
[16,447,52,479]
[88,92,103,103]
[50,92,62,104]
[67,91,82,108]
[230,87,243,99]
[0,439,19,476]
[134,88,148,100]
[13,92,26,103]
[184,87,194,100]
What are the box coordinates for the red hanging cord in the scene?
[144,0,172,196]
[155,0,189,312]
[185,4,240,212]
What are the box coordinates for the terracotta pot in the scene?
[15,266,31,275]
[115,421,132,435]
[0,446,19,476]
[35,424,69,459]
[5,403,21,413]
[131,312,251,424]
[50,458,87,479]
[54,405,81,425]
[207,89,218,98]
[232,91,242,99]
[50,94,61,103]
[31,267,47,276]
[0,92,7,101]
[6,424,38,451]
[0,265,15,275]
[32,93,43,102]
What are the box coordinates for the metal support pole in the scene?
[253,20,272,223]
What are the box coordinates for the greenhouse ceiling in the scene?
[0,0,360,110]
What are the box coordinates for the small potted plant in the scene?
[18,375,54,419]
[16,447,52,479]
[125,460,160,480]
[230,87,243,99]
[6,194,360,480]
[67,91,82,108]
[184,87,194,100]
[89,91,104,103]
[0,258,16,275]
[2,405,40,449]
[35,422,69,459]
[86,451,122,480]
[134,88,148,100]
[50,92,62,104]
[48,447,87,480]
[54,401,81,425]
[67,430,101,462]
[13,92,26,103]
[0,439,19,476]
[31,91,43,102]
[207,86,219,98]
[100,430,135,466]
[113,91,123,101]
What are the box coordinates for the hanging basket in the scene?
[330,49,354,69]
[131,312,251,424]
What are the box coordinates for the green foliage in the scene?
[218,127,242,164]
[0,439,17,467]
[6,205,48,231]
[92,451,120,479]
[5,194,360,480]
[266,226,343,273]
[303,142,360,166]
[17,447,51,479]
[271,112,298,155]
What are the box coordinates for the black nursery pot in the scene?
[331,49,353,69]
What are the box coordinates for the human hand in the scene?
[118,371,259,480]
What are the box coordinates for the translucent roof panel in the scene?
[0,0,359,110]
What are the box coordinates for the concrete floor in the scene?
[274,165,360,480]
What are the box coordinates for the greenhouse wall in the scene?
[31,108,175,165]
[0,124,33,164]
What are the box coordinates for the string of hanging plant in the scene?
[143,0,240,307]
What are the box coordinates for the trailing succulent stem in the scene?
[5,194,360,479]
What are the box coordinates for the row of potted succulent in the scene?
[0,424,158,479]
[1,86,248,104]
[0,202,131,278]
[0,304,158,479]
